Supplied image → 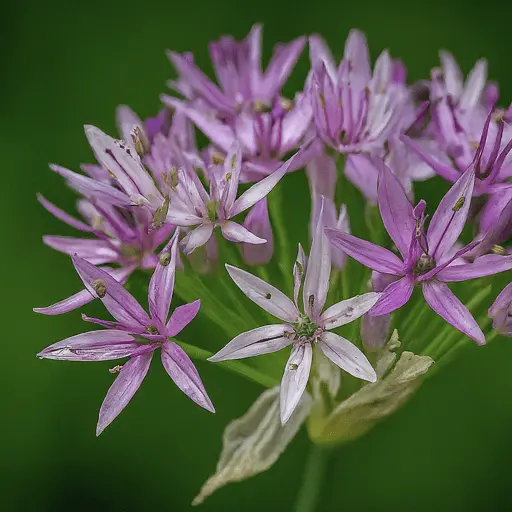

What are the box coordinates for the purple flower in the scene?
[489,282,512,336]
[326,159,512,345]
[308,30,409,155]
[166,144,295,254]
[162,25,312,179]
[166,24,305,115]
[241,198,273,266]
[209,202,379,423]
[37,230,214,435]
[34,196,173,315]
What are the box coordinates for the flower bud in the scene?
[489,282,512,336]
[242,199,273,265]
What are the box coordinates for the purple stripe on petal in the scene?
[369,275,415,316]
[326,228,404,275]
[161,342,215,412]
[166,300,201,337]
[422,280,485,345]
[37,330,139,361]
[96,352,153,436]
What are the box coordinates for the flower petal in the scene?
[43,236,119,265]
[369,275,415,316]
[422,280,485,345]
[280,342,312,424]
[166,300,201,337]
[242,199,274,265]
[319,332,377,382]
[72,255,150,328]
[221,221,266,244]
[161,341,215,412]
[208,324,293,362]
[148,230,180,325]
[37,194,93,232]
[37,330,139,361]
[225,265,299,322]
[50,164,134,207]
[231,156,293,217]
[325,228,404,274]
[181,224,214,254]
[293,244,307,308]
[376,158,415,258]
[303,198,331,321]
[321,292,381,329]
[437,254,512,282]
[427,167,475,260]
[96,352,153,435]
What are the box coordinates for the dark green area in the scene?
[3,0,512,510]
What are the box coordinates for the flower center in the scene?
[206,200,219,222]
[413,253,436,276]
[294,315,320,340]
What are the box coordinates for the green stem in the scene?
[294,444,330,512]
[175,339,278,388]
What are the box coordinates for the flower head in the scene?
[37,230,214,435]
[209,202,379,423]
[326,159,512,344]
[167,143,295,253]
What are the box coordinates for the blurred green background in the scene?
[4,0,512,510]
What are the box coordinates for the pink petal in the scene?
[280,342,312,424]
[326,228,404,274]
[226,264,299,322]
[242,198,274,265]
[37,194,93,232]
[437,254,512,282]
[43,236,119,265]
[319,332,377,382]
[161,342,215,412]
[166,299,201,337]
[293,244,307,307]
[427,167,475,260]
[96,352,153,435]
[376,158,415,259]
[369,275,415,316]
[73,255,150,328]
[422,280,485,345]
[37,330,139,361]
[34,288,94,316]
[209,324,293,362]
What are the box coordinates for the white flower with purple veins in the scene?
[166,143,294,254]
[210,203,379,423]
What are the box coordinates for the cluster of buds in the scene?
[35,25,512,505]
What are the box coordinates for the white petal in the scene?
[221,221,266,244]
[280,343,313,424]
[225,264,299,322]
[319,332,377,382]
[181,224,214,254]
[208,324,293,361]
[293,244,307,307]
[303,198,331,320]
[321,292,381,329]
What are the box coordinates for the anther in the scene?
[92,279,107,298]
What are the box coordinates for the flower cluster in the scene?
[36,24,512,505]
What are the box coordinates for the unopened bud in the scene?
[361,313,391,351]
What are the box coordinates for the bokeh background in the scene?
[4,0,512,510]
